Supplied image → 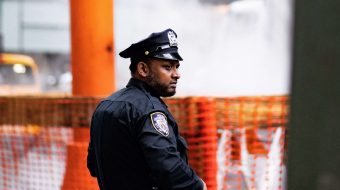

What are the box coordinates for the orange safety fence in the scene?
[214,96,288,190]
[0,96,288,190]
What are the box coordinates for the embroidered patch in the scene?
[150,112,169,137]
[168,30,178,47]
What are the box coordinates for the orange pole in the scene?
[70,0,115,96]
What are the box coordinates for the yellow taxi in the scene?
[0,53,41,95]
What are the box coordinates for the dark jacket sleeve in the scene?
[87,106,101,178]
[87,140,98,177]
[137,111,203,190]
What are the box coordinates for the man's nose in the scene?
[172,69,180,79]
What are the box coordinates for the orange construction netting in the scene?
[0,96,288,190]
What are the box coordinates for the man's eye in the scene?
[164,65,171,70]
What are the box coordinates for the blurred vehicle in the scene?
[0,53,41,95]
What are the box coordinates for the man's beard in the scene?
[146,73,176,97]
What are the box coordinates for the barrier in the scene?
[0,96,288,190]
[215,96,288,190]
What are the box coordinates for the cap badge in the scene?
[168,30,178,47]
[150,112,169,137]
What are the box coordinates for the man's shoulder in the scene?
[104,87,154,112]
[106,87,144,100]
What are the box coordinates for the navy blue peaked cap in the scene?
[119,28,183,61]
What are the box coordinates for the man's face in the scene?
[145,58,181,97]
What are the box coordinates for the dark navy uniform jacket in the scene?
[87,78,203,190]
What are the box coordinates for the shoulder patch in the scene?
[150,112,169,137]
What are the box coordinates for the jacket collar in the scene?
[126,78,168,107]
[126,78,153,94]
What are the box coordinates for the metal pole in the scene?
[70,0,115,96]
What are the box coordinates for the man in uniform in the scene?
[87,28,207,190]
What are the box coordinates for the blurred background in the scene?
[0,0,292,96]
[2,0,340,190]
[0,0,296,190]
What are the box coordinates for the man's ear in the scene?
[137,61,150,77]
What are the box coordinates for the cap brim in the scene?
[119,47,131,58]
[153,52,183,61]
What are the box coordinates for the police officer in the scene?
[87,28,207,190]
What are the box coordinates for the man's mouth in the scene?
[169,82,177,88]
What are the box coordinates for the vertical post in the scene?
[287,0,340,189]
[70,0,115,96]
[198,97,218,190]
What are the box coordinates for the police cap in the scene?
[119,28,183,61]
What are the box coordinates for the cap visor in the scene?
[154,52,183,61]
